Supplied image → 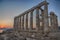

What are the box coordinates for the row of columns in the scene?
[36,8,40,31]
[14,0,58,33]
[14,11,58,32]
[14,7,45,31]
[50,12,58,32]
[14,7,49,33]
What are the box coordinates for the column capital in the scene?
[44,0,49,5]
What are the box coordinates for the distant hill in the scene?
[0,28,13,31]
[0,28,14,33]
[0,26,60,31]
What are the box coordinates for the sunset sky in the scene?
[0,0,60,28]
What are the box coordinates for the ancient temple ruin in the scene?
[14,0,58,40]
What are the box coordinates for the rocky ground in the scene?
[0,32,25,40]
[0,31,60,40]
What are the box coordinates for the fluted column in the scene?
[54,15,58,32]
[22,15,24,30]
[19,16,21,30]
[17,17,19,30]
[40,10,44,33]
[50,12,58,32]
[18,17,20,30]
[26,13,28,30]
[44,1,49,33]
[14,17,16,30]
[50,14,52,27]
[30,11,33,30]
[55,16,58,28]
[50,13,55,32]
[14,17,18,30]
[36,7,40,31]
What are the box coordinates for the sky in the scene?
[0,0,60,28]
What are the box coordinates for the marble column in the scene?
[54,15,58,32]
[50,13,53,28]
[44,2,49,33]
[50,12,58,32]
[18,17,20,30]
[26,13,28,30]
[15,17,18,31]
[36,7,40,31]
[22,15,24,30]
[19,16,21,30]
[17,17,19,30]
[30,11,33,30]
[14,17,16,30]
[55,16,58,29]
[50,12,55,32]
[41,10,44,33]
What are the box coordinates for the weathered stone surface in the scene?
[30,11,33,30]
[0,0,59,40]
[36,8,40,31]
